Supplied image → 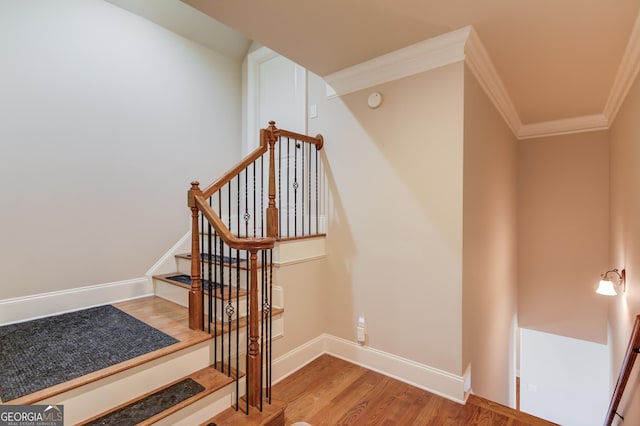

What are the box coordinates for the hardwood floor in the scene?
[272,355,555,425]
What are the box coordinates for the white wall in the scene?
[608,61,640,425]
[307,62,465,376]
[517,131,610,344]
[462,65,518,407]
[520,328,609,425]
[0,0,242,299]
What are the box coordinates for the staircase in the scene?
[0,122,324,425]
[5,297,228,425]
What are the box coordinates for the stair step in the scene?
[176,253,262,271]
[201,398,286,426]
[8,297,215,424]
[79,366,234,426]
[153,273,247,300]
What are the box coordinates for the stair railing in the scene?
[605,314,640,425]
[187,122,324,414]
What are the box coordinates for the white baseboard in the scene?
[146,230,191,277]
[0,277,152,325]
[272,334,469,404]
[272,335,326,385]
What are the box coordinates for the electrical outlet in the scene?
[357,316,366,345]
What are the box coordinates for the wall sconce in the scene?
[596,269,626,296]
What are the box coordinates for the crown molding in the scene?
[324,26,470,97]
[518,114,609,140]
[323,18,640,140]
[604,12,640,125]
[464,27,522,136]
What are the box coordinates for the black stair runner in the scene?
[165,274,226,290]
[84,378,204,425]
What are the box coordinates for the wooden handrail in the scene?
[605,314,640,425]
[201,121,324,199]
[276,127,324,149]
[194,194,275,250]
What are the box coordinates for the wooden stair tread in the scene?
[153,273,248,299]
[201,398,286,426]
[208,308,284,334]
[78,366,235,426]
[8,297,211,405]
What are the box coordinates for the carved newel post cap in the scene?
[190,181,200,189]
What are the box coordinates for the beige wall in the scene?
[307,62,465,375]
[462,66,518,406]
[517,131,609,344]
[0,0,242,299]
[273,258,328,355]
[608,70,640,424]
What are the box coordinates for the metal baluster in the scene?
[261,156,264,238]
[294,140,299,237]
[221,189,225,373]
[245,248,250,415]
[308,143,312,235]
[226,180,235,375]
[235,246,240,410]
[208,198,213,335]
[287,137,290,238]
[278,138,281,239]
[316,149,319,234]
[268,248,273,403]
[213,218,218,368]
[253,162,256,237]
[302,139,305,236]
[260,249,265,411]
[215,192,222,369]
[200,209,205,330]
[244,168,249,238]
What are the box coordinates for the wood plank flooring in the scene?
[272,355,556,425]
[115,296,211,343]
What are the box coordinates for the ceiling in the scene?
[182,0,640,128]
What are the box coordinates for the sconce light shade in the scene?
[596,268,626,296]
[596,279,618,296]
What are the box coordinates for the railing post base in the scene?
[188,290,203,330]
[266,207,278,239]
[188,181,204,331]
[247,249,261,407]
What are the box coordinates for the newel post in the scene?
[266,121,279,239]
[187,181,203,330]
[247,249,261,407]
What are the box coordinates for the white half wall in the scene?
[0,278,152,326]
[520,328,610,425]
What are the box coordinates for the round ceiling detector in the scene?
[368,92,383,109]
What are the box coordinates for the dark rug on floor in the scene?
[84,378,204,425]
[0,305,179,401]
